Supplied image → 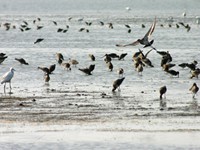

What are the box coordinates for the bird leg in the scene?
[9,82,12,93]
[4,83,6,93]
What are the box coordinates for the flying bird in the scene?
[1,67,15,93]
[15,58,29,65]
[34,38,44,44]
[116,18,156,49]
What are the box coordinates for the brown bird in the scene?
[38,67,50,74]
[189,83,199,98]
[15,58,29,65]
[159,86,167,100]
[116,18,156,49]
[117,68,124,77]
[106,61,113,71]
[112,77,125,92]
[62,62,71,70]
[190,68,200,79]
[69,59,79,67]
[44,73,50,83]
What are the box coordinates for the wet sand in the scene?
[0,89,200,149]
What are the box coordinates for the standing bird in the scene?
[44,73,50,83]
[15,58,29,65]
[62,62,71,70]
[88,54,95,61]
[117,68,124,77]
[116,18,156,49]
[159,86,167,100]
[112,77,125,92]
[106,61,113,71]
[189,83,199,99]
[1,67,15,93]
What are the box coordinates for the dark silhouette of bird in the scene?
[88,64,95,72]
[78,67,92,75]
[116,18,156,49]
[105,53,119,59]
[89,54,95,61]
[186,61,198,71]
[125,24,131,28]
[190,68,200,79]
[99,21,104,26]
[49,64,56,74]
[52,21,57,25]
[178,63,188,69]
[104,54,112,63]
[117,68,124,77]
[118,53,127,60]
[38,67,50,74]
[189,83,199,98]
[56,53,64,62]
[159,86,167,100]
[34,38,44,44]
[0,53,6,57]
[79,28,85,32]
[106,61,113,71]
[44,73,50,83]
[15,58,29,65]
[57,28,63,32]
[112,77,125,92]
[166,69,179,77]
[37,26,43,30]
[62,62,71,70]
[0,56,8,64]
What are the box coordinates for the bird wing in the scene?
[144,49,153,58]
[116,40,139,47]
[142,17,156,41]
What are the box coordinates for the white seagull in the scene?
[1,67,15,93]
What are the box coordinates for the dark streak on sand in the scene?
[0,89,200,123]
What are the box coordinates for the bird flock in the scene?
[0,16,199,100]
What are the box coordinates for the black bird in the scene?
[189,83,199,98]
[0,56,7,64]
[159,86,167,100]
[37,26,43,30]
[79,68,93,75]
[112,77,125,92]
[89,54,95,61]
[116,18,156,49]
[34,38,44,44]
[57,28,63,32]
[178,63,188,69]
[0,53,6,57]
[125,24,130,28]
[166,70,179,77]
[49,64,56,74]
[56,53,64,61]
[88,64,95,72]
[186,61,198,71]
[118,53,127,60]
[38,67,50,74]
[99,21,104,26]
[106,53,119,59]
[104,54,112,63]
[79,28,85,32]
[15,58,29,65]
[52,21,57,25]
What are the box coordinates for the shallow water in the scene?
[0,0,200,149]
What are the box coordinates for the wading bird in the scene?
[112,77,125,92]
[189,83,199,99]
[159,86,167,100]
[1,67,15,93]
